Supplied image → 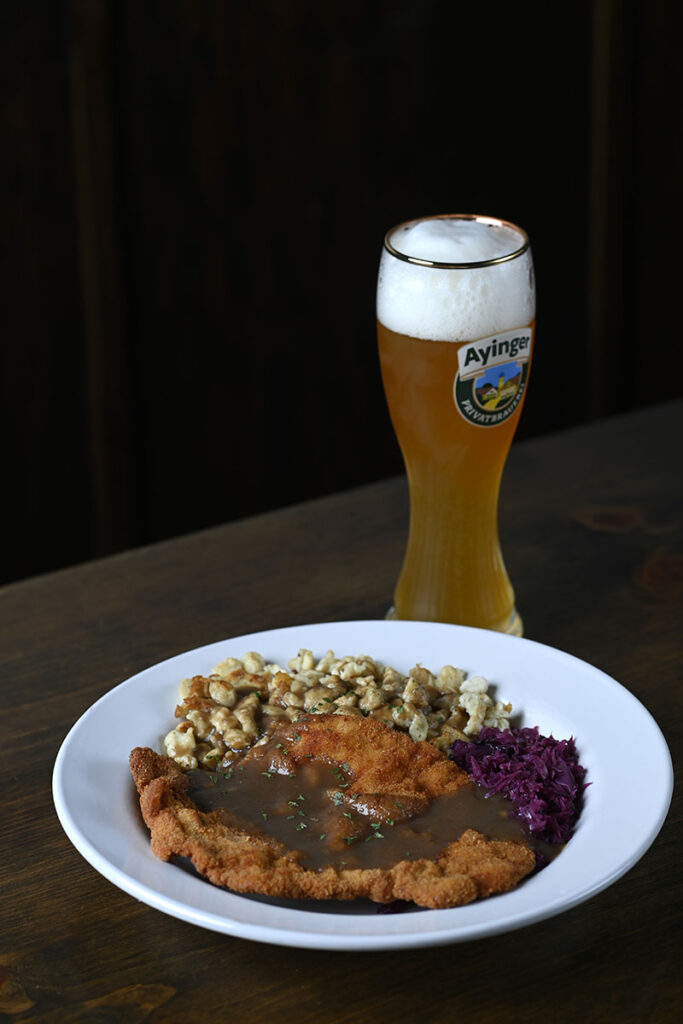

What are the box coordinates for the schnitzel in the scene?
[130,714,536,909]
[131,715,536,908]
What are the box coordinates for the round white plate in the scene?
[53,620,673,951]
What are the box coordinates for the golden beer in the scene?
[376,215,535,633]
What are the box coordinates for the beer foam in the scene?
[377,217,535,342]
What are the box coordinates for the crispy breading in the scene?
[130,715,535,909]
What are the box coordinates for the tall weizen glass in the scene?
[377,214,535,634]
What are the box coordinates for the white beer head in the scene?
[377,215,535,342]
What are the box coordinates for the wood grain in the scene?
[1,401,681,1023]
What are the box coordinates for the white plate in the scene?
[53,620,673,951]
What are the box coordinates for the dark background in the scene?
[2,0,681,585]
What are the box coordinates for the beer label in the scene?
[453,328,532,427]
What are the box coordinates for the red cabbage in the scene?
[450,726,587,845]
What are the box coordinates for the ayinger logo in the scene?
[454,328,532,427]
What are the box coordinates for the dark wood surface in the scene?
[2,400,681,1023]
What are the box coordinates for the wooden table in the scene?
[3,400,681,1022]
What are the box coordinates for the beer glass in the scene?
[377,214,535,635]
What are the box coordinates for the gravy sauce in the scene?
[186,736,557,871]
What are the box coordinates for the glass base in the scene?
[385,605,524,637]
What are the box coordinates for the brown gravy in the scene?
[186,736,558,871]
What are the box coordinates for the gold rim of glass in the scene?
[383,213,530,269]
